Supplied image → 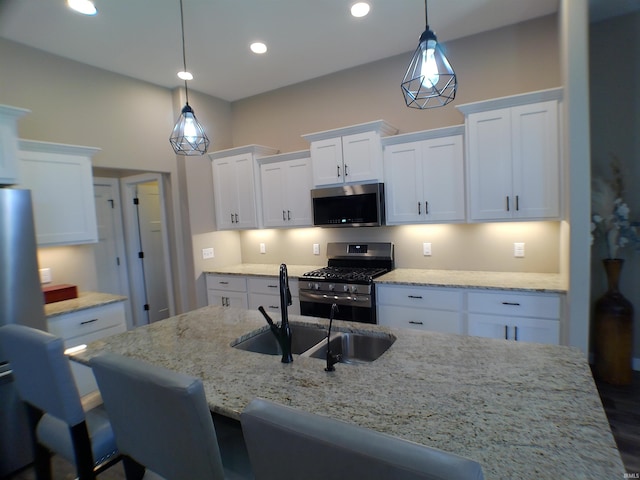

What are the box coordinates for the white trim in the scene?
[456,87,564,115]
[381,125,465,146]
[302,120,398,142]
[208,144,278,160]
[257,150,310,165]
[18,138,100,157]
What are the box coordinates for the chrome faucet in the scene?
[258,263,293,363]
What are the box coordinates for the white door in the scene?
[284,158,313,226]
[93,177,133,328]
[261,162,286,227]
[341,131,382,183]
[422,135,465,222]
[384,141,423,224]
[311,137,342,186]
[212,158,237,229]
[234,154,258,229]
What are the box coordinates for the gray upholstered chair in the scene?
[90,351,229,480]
[241,397,484,480]
[0,324,120,480]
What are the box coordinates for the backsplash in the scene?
[240,221,561,273]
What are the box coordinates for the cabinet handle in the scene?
[516,195,520,211]
[337,165,341,177]
[504,325,509,340]
[418,202,421,215]
[268,285,278,289]
[344,164,349,176]
[408,320,424,325]
[407,295,423,299]
[283,210,286,221]
[80,318,98,325]
[425,200,429,215]
[514,326,519,341]
[268,305,279,310]
[231,213,235,223]
[287,210,291,221]
[506,196,510,212]
[219,281,229,285]
[235,213,239,223]
[501,302,520,306]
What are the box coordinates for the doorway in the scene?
[121,173,175,327]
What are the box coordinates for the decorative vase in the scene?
[594,258,634,385]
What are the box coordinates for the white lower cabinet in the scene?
[247,277,300,315]
[466,291,560,344]
[377,285,464,334]
[206,274,248,308]
[47,301,126,396]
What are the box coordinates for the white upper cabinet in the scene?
[383,126,465,225]
[458,88,562,222]
[259,151,313,228]
[0,105,30,185]
[302,120,397,187]
[18,139,99,246]
[210,145,278,230]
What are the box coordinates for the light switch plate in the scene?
[260,243,266,254]
[202,247,214,259]
[423,242,432,256]
[514,242,525,258]
[313,243,320,255]
[39,267,52,284]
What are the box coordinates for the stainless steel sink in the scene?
[232,324,328,356]
[232,323,395,364]
[305,332,395,364]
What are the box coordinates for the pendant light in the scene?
[169,0,210,156]
[401,0,457,109]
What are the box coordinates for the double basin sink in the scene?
[232,322,395,364]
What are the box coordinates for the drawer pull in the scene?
[504,325,508,340]
[219,281,229,285]
[501,302,521,306]
[408,321,424,325]
[268,305,279,309]
[514,326,519,341]
[407,295,423,299]
[268,285,278,289]
[80,318,98,325]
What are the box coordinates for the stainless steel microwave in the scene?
[311,183,385,227]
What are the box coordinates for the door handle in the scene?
[287,210,291,221]
[408,320,424,325]
[231,213,235,223]
[234,213,239,223]
[418,202,421,215]
[337,165,341,178]
[283,210,286,221]
[506,196,510,212]
[344,164,349,176]
[425,200,429,215]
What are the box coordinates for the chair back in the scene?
[0,324,85,426]
[241,398,484,480]
[90,352,225,480]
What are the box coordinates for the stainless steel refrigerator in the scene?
[0,188,47,476]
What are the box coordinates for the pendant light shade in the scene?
[401,1,457,109]
[169,0,210,155]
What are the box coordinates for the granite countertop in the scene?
[205,264,568,293]
[45,291,127,318]
[74,306,622,479]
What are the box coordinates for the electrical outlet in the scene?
[514,242,525,258]
[313,243,320,255]
[39,268,52,284]
[422,242,432,256]
[202,247,214,259]
[260,243,266,254]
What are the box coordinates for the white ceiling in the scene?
[0,0,636,102]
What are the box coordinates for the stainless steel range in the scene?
[299,242,394,324]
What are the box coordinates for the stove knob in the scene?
[314,283,320,290]
[328,284,335,292]
[307,282,313,290]
[343,285,350,292]
[351,285,358,293]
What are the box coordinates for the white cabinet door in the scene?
[467,108,513,221]
[311,137,342,186]
[384,133,465,225]
[511,101,560,219]
[0,105,29,185]
[212,153,258,230]
[207,291,249,309]
[341,131,383,184]
[19,140,99,246]
[468,314,559,345]
[260,162,287,227]
[465,98,560,222]
[384,141,423,224]
[422,135,465,222]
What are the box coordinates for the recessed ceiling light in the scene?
[177,71,193,80]
[250,42,267,54]
[350,2,370,18]
[67,0,97,16]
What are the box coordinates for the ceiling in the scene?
[0,0,636,102]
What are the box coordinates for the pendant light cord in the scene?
[424,0,429,29]
[179,0,189,105]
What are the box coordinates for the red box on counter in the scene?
[42,284,78,304]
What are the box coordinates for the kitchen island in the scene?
[73,305,623,479]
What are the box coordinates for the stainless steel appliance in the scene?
[0,188,47,476]
[299,242,393,324]
[311,183,385,227]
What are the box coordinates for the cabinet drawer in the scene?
[206,274,247,293]
[467,291,560,319]
[377,285,462,311]
[378,306,463,335]
[248,276,299,296]
[48,302,126,340]
[248,293,301,316]
[207,291,248,309]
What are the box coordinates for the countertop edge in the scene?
[45,291,127,318]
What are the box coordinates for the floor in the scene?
[6,373,640,479]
